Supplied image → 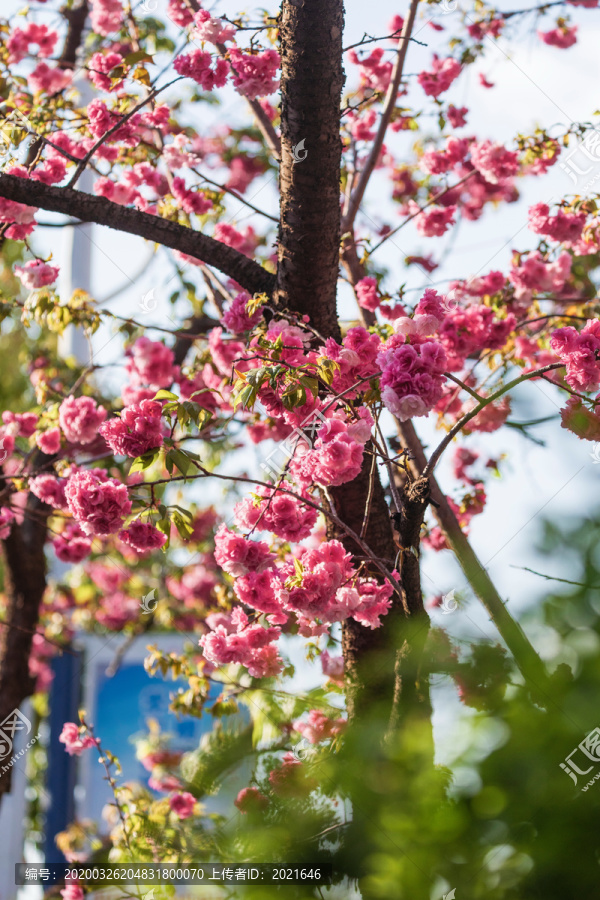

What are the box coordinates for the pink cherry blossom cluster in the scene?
[290,414,371,487]
[125,337,176,390]
[87,51,126,92]
[550,320,600,390]
[234,486,318,543]
[347,48,393,93]
[64,469,132,535]
[59,722,98,756]
[560,397,600,440]
[7,22,58,64]
[14,259,59,290]
[439,305,517,371]
[173,50,229,91]
[355,277,381,312]
[409,201,457,237]
[0,507,15,540]
[293,709,346,744]
[222,292,264,333]
[29,473,67,509]
[229,48,281,100]
[59,396,107,445]
[323,327,381,397]
[509,250,572,301]
[96,591,141,629]
[192,10,236,44]
[418,55,462,98]
[234,786,269,813]
[377,331,448,421]
[119,520,168,553]
[200,607,283,677]
[53,523,92,564]
[278,540,393,630]
[169,791,197,819]
[470,140,520,184]
[90,0,123,36]
[539,25,578,48]
[99,399,164,457]
[214,524,274,576]
[528,202,586,248]
[421,137,469,175]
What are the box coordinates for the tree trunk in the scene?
[276,0,345,338]
[0,495,50,799]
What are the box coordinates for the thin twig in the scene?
[423,363,564,478]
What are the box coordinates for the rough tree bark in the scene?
[0,489,51,798]
[275,0,345,339]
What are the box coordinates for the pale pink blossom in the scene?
[355,277,381,312]
[125,337,175,388]
[29,62,72,94]
[87,51,126,91]
[447,105,468,128]
[61,886,84,900]
[294,709,346,744]
[90,0,123,36]
[29,474,67,509]
[377,332,447,421]
[229,48,280,100]
[234,486,318,543]
[528,202,586,247]
[409,201,457,237]
[193,10,236,43]
[59,722,98,756]
[550,320,600,390]
[214,524,274,576]
[222,292,263,333]
[36,427,61,455]
[59,396,107,445]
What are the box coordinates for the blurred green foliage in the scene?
[150,513,600,900]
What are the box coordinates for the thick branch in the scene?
[0,174,275,296]
[398,420,551,698]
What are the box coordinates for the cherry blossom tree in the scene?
[0,0,599,893]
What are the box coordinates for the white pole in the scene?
[58,78,95,367]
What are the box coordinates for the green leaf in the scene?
[123,50,155,66]
[168,448,195,478]
[153,389,179,401]
[129,448,159,474]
